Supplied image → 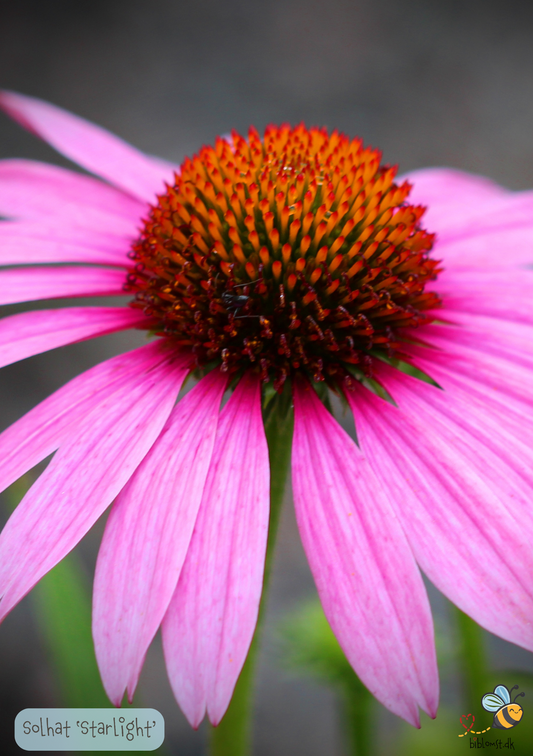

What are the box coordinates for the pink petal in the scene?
[436,268,533,322]
[404,325,533,409]
[0,350,190,621]
[409,358,533,521]
[437,266,533,293]
[0,266,127,305]
[405,167,533,241]
[405,167,505,232]
[291,379,438,726]
[0,222,131,266]
[346,369,533,652]
[380,364,533,492]
[380,363,533,509]
[421,313,533,371]
[435,225,533,268]
[162,372,269,727]
[92,369,227,707]
[0,306,149,368]
[0,91,177,202]
[0,341,182,496]
[412,349,533,437]
[0,159,144,235]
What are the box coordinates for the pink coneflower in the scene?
[0,91,532,729]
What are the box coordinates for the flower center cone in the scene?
[127,124,442,390]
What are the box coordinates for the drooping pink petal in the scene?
[0,159,144,234]
[0,340,176,495]
[437,266,533,295]
[0,266,127,305]
[379,363,533,494]
[412,348,533,438]
[404,167,506,232]
[0,350,190,621]
[162,371,269,727]
[92,369,227,707]
[447,193,533,239]
[291,379,438,726]
[435,225,533,268]
[436,267,533,322]
[0,222,131,266]
[404,344,533,490]
[346,368,533,652]
[0,91,177,201]
[0,307,149,369]
[403,325,533,409]
[418,313,533,371]
[405,167,533,241]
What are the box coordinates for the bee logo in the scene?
[482,684,525,730]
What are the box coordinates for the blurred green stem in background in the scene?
[34,552,151,756]
[33,551,113,709]
[341,676,374,756]
[279,599,374,756]
[5,477,114,709]
[4,477,151,756]
[453,605,489,706]
[209,383,294,756]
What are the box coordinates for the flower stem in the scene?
[208,383,294,756]
[339,677,374,756]
[453,606,489,706]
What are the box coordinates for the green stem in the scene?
[339,678,374,756]
[453,606,489,706]
[5,478,135,756]
[32,552,113,709]
[209,383,294,756]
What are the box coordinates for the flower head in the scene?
[1,91,533,729]
[126,124,440,388]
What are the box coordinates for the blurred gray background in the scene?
[1,0,533,754]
